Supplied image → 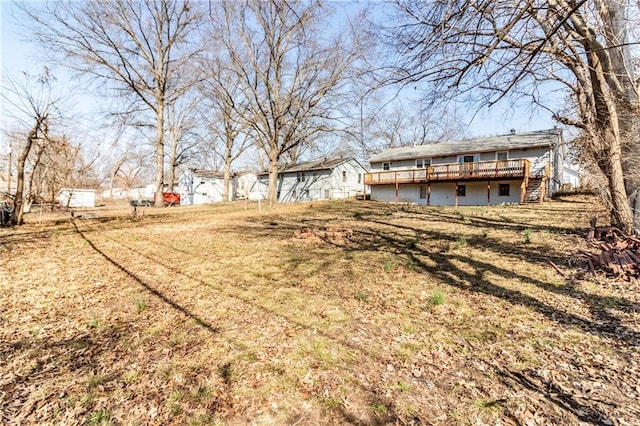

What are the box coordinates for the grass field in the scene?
[1,196,638,425]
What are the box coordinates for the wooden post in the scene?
[487,181,491,206]
[427,183,431,206]
[455,182,459,207]
[520,178,526,204]
[395,182,399,202]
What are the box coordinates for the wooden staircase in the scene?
[523,177,545,203]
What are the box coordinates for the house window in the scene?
[382,162,391,171]
[457,155,477,163]
[297,172,305,182]
[499,183,510,196]
[416,158,431,168]
[457,185,466,196]
[419,185,427,199]
[342,170,347,182]
[324,189,330,199]
[357,173,361,184]
[496,151,508,161]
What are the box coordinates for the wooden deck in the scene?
[365,159,531,185]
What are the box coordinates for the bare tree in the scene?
[165,95,200,193]
[389,0,639,233]
[210,0,362,206]
[24,0,203,207]
[198,56,254,202]
[1,69,57,225]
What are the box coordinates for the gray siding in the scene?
[251,158,367,203]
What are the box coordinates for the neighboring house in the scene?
[58,188,96,208]
[251,156,368,203]
[178,169,259,205]
[562,163,582,189]
[236,172,258,200]
[365,128,564,206]
[179,169,232,205]
[101,185,156,201]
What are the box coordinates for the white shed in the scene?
[58,188,97,208]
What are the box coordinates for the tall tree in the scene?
[198,58,254,202]
[389,0,639,232]
[210,0,362,206]
[165,95,199,193]
[25,0,202,207]
[0,69,57,225]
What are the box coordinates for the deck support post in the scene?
[395,182,399,202]
[455,182,459,207]
[427,183,431,206]
[520,178,526,204]
[487,181,491,206]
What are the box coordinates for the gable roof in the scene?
[369,129,562,163]
[185,169,235,180]
[258,156,364,176]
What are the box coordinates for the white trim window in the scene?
[416,158,431,168]
[419,185,427,199]
[496,151,509,161]
[382,162,391,171]
[457,154,479,163]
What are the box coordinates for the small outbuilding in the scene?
[58,188,97,208]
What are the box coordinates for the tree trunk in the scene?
[599,129,635,233]
[109,170,115,199]
[223,154,232,202]
[267,151,280,207]
[584,45,635,233]
[154,104,165,207]
[167,139,177,194]
[10,134,35,226]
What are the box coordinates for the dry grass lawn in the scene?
[1,196,639,425]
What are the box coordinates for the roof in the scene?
[58,188,97,193]
[186,169,235,179]
[258,156,362,176]
[369,129,562,163]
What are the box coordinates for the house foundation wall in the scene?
[370,181,521,206]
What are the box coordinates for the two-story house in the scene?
[365,129,564,206]
[252,156,368,202]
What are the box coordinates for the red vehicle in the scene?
[161,192,180,206]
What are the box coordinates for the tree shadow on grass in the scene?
[71,220,408,425]
[351,206,589,237]
[494,365,619,425]
[1,325,128,423]
[71,220,219,335]
[345,218,640,347]
[336,222,633,425]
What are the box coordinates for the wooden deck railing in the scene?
[365,159,530,185]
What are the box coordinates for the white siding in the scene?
[178,170,225,205]
[58,189,96,208]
